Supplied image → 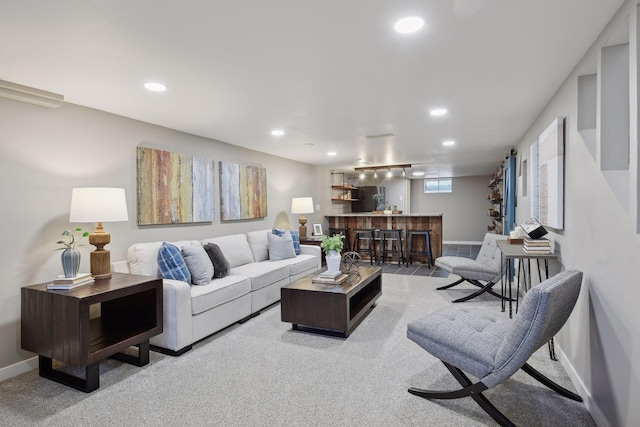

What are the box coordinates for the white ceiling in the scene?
[0,0,625,177]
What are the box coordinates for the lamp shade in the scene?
[291,197,314,214]
[69,187,129,222]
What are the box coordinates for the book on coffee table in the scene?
[311,273,349,284]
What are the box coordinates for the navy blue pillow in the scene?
[273,228,301,255]
[157,242,191,283]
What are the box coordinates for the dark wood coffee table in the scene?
[280,266,382,337]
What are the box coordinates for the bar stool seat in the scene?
[327,227,350,252]
[378,229,404,266]
[353,229,377,265]
[406,230,433,268]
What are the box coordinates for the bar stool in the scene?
[353,229,377,264]
[406,229,433,268]
[378,229,405,266]
[327,227,350,252]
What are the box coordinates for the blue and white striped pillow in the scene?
[273,229,301,255]
[157,242,191,283]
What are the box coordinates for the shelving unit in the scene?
[331,172,359,202]
[487,165,504,234]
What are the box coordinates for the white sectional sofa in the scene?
[113,229,320,355]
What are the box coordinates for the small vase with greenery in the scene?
[56,228,89,278]
[321,234,345,273]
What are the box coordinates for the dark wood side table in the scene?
[21,273,163,392]
[300,235,326,265]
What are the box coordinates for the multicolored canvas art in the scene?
[136,146,214,225]
[219,161,267,220]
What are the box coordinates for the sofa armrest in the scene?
[111,260,131,273]
[151,278,193,352]
[300,244,322,270]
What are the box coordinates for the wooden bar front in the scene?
[325,213,443,261]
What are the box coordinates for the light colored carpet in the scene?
[0,274,594,426]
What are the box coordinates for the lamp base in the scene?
[90,249,111,280]
[299,225,308,239]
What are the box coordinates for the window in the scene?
[424,178,452,193]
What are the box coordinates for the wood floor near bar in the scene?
[378,243,481,277]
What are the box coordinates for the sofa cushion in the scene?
[231,261,290,291]
[204,243,231,278]
[245,229,270,262]
[273,228,301,255]
[158,242,191,283]
[190,275,252,315]
[267,231,296,261]
[269,253,318,276]
[201,234,254,267]
[182,243,214,285]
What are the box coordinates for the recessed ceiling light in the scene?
[327,151,337,156]
[412,171,425,177]
[443,140,455,146]
[144,82,167,92]
[430,108,447,116]
[394,16,424,34]
[271,129,285,136]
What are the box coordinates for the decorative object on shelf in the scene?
[137,146,214,225]
[69,187,129,280]
[341,251,361,280]
[56,228,89,278]
[521,217,548,239]
[220,161,267,221]
[291,197,314,238]
[320,234,345,274]
[372,193,385,210]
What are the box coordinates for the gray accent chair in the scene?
[435,232,507,303]
[406,270,583,427]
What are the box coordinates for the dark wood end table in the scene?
[280,266,382,337]
[21,273,163,392]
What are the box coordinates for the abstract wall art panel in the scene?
[219,161,267,221]
[136,146,214,225]
[529,117,564,229]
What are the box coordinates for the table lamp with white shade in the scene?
[69,187,129,279]
[291,197,314,238]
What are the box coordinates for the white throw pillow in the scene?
[267,231,296,261]
[181,244,214,285]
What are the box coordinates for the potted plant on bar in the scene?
[320,234,345,274]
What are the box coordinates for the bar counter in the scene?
[325,213,443,261]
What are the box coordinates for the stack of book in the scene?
[311,270,348,284]
[523,237,552,254]
[47,273,95,290]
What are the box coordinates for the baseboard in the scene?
[556,344,611,427]
[443,240,483,245]
[0,356,38,383]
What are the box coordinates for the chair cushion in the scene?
[204,243,231,278]
[157,242,191,283]
[407,305,510,379]
[181,243,214,285]
[268,231,296,260]
[435,256,499,282]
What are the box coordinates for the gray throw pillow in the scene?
[204,243,231,278]
[181,244,214,285]
[267,231,296,261]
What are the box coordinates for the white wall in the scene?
[0,98,318,376]
[410,176,492,242]
[513,2,640,425]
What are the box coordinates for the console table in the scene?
[21,273,163,392]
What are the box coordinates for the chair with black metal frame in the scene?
[435,232,507,303]
[378,229,404,266]
[406,270,584,427]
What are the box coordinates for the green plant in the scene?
[320,234,344,253]
[372,193,384,203]
[56,228,89,250]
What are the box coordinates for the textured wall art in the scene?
[530,117,564,229]
[136,146,214,225]
[219,161,267,220]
